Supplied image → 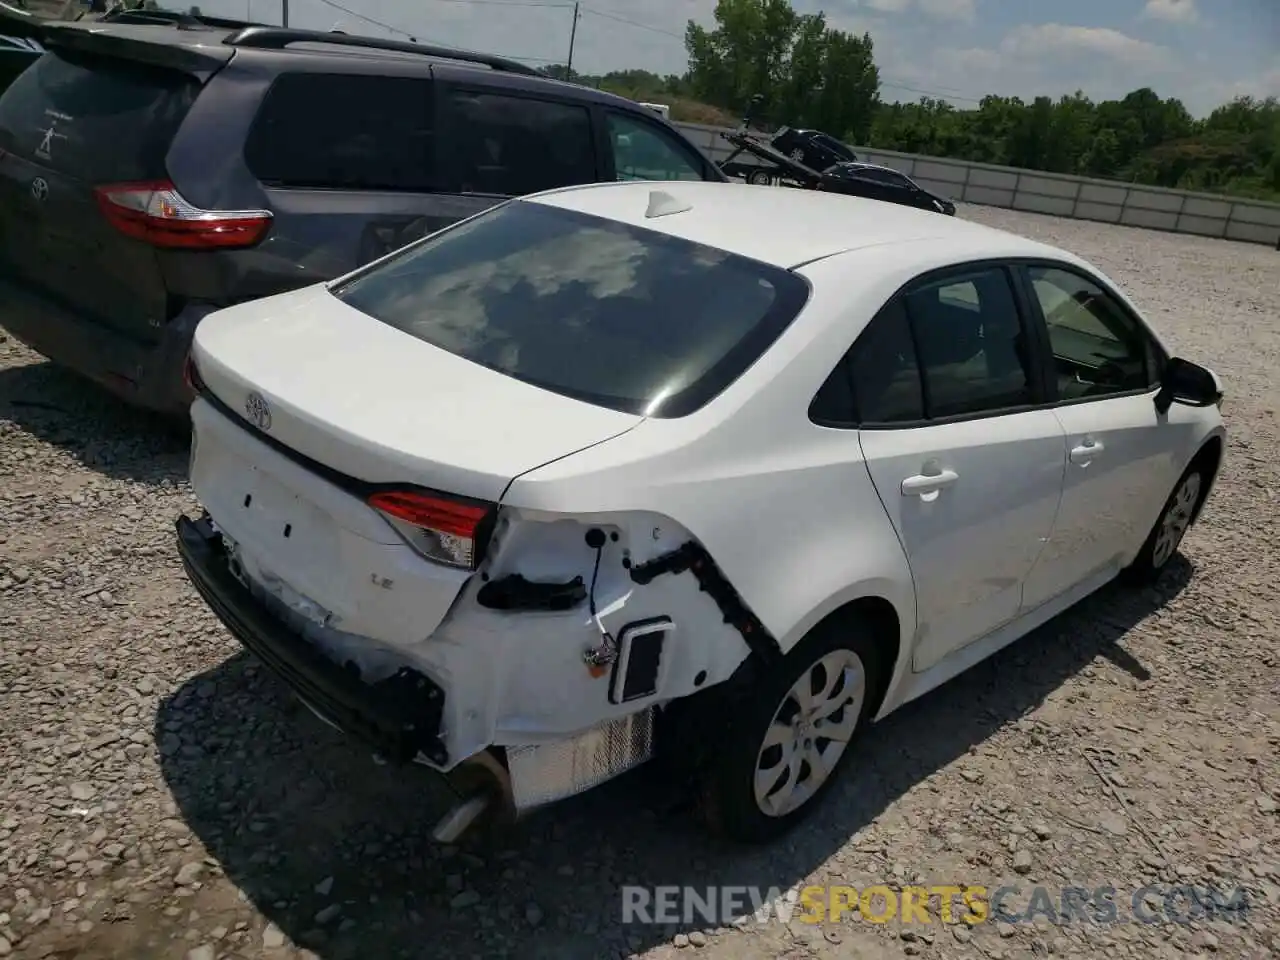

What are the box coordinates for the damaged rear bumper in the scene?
[176,514,450,766]
[176,513,660,830]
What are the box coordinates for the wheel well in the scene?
[1188,436,1223,524]
[813,595,901,717]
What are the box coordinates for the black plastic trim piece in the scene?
[477,574,586,611]
[175,514,449,766]
[629,542,780,663]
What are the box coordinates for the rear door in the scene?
[0,44,205,342]
[853,265,1067,673]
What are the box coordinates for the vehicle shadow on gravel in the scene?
[0,360,188,486]
[155,558,1191,960]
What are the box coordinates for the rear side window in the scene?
[0,50,198,181]
[850,300,925,422]
[333,200,810,417]
[442,90,596,195]
[875,170,912,189]
[244,73,437,192]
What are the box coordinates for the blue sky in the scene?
[198,0,1279,117]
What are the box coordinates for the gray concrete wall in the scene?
[673,122,1280,249]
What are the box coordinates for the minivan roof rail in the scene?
[222,26,543,76]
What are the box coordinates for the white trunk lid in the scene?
[190,284,643,502]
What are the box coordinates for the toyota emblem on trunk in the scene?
[245,391,272,431]
[30,177,49,202]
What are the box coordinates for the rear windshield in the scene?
[332,200,810,418]
[816,134,854,158]
[0,49,198,181]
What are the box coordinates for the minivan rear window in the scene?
[0,50,198,182]
[332,200,810,418]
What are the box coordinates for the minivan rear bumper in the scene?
[176,513,451,766]
[0,275,207,417]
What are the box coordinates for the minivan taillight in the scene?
[182,353,205,393]
[94,181,272,250]
[368,490,492,570]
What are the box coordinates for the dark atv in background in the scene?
[769,126,857,172]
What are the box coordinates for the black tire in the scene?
[1121,461,1206,585]
[746,169,772,186]
[699,618,884,843]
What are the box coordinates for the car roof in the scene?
[527,180,1059,270]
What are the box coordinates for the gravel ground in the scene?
[1,207,1278,960]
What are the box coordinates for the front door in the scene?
[849,265,1067,672]
[1018,263,1193,609]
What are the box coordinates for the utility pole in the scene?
[565,2,579,79]
[281,0,288,26]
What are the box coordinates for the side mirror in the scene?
[1154,357,1223,414]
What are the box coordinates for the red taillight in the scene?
[182,353,205,393]
[94,180,273,250]
[368,490,491,569]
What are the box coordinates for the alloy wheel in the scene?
[1152,472,1202,568]
[753,649,867,817]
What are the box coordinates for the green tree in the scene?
[685,0,878,140]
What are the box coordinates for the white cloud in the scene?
[1000,23,1173,68]
[861,0,972,20]
[917,0,976,22]
[1205,59,1280,106]
[1142,0,1199,24]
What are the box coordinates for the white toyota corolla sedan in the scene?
[176,181,1225,844]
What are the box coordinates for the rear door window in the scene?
[332,200,810,417]
[441,89,596,195]
[905,267,1034,417]
[0,49,199,181]
[244,73,437,192]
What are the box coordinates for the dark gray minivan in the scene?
[0,20,724,415]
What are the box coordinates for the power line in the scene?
[307,0,988,101]
[880,79,984,104]
[579,6,683,40]
[310,0,563,61]
[312,0,411,36]
[421,0,572,7]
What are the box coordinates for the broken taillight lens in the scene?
[95,180,273,250]
[368,490,492,570]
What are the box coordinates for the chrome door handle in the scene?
[901,469,959,496]
[1069,439,1105,464]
